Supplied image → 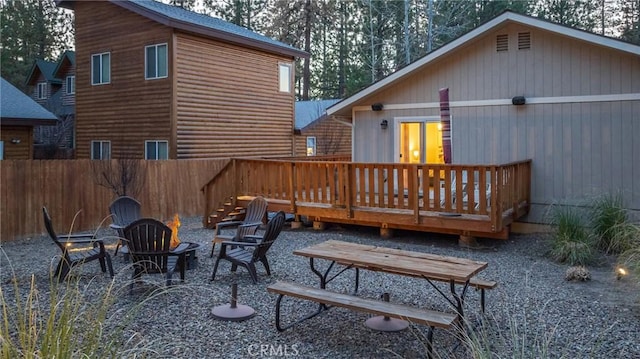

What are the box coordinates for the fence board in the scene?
[1,159,228,241]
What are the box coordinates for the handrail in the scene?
[203,158,532,233]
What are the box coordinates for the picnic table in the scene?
[267,240,491,358]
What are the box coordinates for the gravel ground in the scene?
[2,216,639,359]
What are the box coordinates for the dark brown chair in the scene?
[211,211,286,284]
[210,196,268,257]
[42,207,114,282]
[123,218,188,293]
[109,196,141,256]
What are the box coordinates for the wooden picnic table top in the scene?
[293,240,488,283]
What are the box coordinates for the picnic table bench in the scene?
[267,281,457,358]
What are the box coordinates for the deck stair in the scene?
[208,199,247,227]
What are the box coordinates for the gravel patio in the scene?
[2,216,639,358]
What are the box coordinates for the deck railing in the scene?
[203,158,531,233]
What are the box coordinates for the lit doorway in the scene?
[395,117,444,164]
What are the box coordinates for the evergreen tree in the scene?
[0,0,73,91]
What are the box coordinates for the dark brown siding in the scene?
[60,61,76,106]
[1,126,33,159]
[174,33,295,159]
[74,2,173,158]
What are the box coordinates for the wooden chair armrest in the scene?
[220,240,260,248]
[238,222,262,228]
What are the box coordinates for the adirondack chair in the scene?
[211,211,286,284]
[210,196,268,257]
[123,218,188,293]
[42,207,114,282]
[109,196,141,256]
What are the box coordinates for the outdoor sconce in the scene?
[10,138,21,144]
[371,102,384,111]
[380,119,388,130]
[512,96,526,106]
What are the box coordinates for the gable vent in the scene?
[518,32,531,50]
[496,34,508,52]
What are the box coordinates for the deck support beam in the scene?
[380,227,394,239]
[313,221,326,230]
[458,235,479,248]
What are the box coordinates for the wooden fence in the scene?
[1,159,228,241]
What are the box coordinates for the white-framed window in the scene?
[145,140,168,160]
[145,43,168,80]
[306,136,316,156]
[37,82,47,99]
[279,63,291,93]
[91,52,111,85]
[91,140,111,159]
[66,75,75,94]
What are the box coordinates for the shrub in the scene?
[617,223,640,282]
[590,193,633,254]
[548,205,594,265]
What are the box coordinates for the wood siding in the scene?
[1,159,228,240]
[295,120,352,157]
[74,1,173,159]
[1,126,33,159]
[174,33,295,159]
[60,62,76,106]
[351,23,640,218]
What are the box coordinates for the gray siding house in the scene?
[327,11,640,223]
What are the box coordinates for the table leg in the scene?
[309,258,359,293]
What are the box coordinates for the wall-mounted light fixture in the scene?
[512,96,526,106]
[10,138,21,144]
[371,102,384,111]
[380,119,388,130]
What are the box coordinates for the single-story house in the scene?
[327,11,640,223]
[293,99,351,156]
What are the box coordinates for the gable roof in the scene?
[57,0,308,59]
[1,78,58,126]
[295,99,340,129]
[53,50,75,78]
[327,11,640,117]
[25,59,61,86]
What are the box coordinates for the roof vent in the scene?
[518,32,531,50]
[496,34,508,52]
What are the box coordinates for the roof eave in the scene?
[1,118,58,126]
[118,2,309,59]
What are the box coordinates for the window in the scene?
[145,140,168,160]
[279,63,291,93]
[306,136,316,156]
[92,52,111,85]
[91,140,111,159]
[37,83,47,99]
[145,43,168,79]
[0,141,4,160]
[66,75,75,94]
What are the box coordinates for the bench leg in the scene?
[274,294,327,332]
[480,288,486,313]
[426,326,435,359]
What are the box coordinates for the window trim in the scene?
[279,63,292,93]
[66,75,75,94]
[145,43,168,80]
[91,140,111,160]
[91,52,111,85]
[306,136,316,156]
[145,140,169,160]
[37,82,47,99]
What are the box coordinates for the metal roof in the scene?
[25,59,60,86]
[1,78,58,125]
[295,99,340,129]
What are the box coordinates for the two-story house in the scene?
[57,0,308,160]
[25,50,76,157]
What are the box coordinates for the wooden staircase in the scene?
[208,198,247,227]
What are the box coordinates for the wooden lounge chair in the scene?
[123,218,188,293]
[210,196,268,257]
[109,196,141,256]
[42,207,114,282]
[211,211,286,284]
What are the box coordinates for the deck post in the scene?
[380,226,394,239]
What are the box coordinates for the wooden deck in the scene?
[202,158,531,239]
